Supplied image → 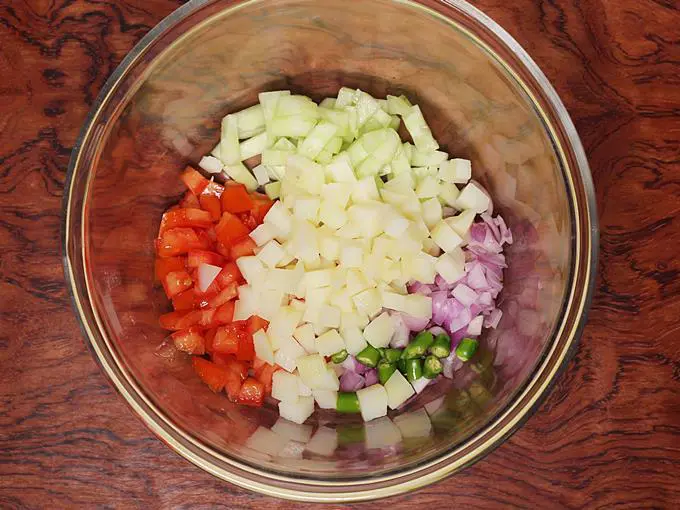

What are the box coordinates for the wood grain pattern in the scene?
[1,0,679,508]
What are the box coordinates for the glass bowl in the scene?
[62,0,598,502]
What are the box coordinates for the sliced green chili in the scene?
[429,334,451,358]
[336,392,361,413]
[423,355,443,379]
[356,344,381,368]
[401,331,434,359]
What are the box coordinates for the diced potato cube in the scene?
[250,222,278,246]
[297,354,338,390]
[264,201,293,237]
[268,306,303,348]
[318,201,348,229]
[340,326,368,355]
[438,181,460,208]
[352,288,382,318]
[256,240,285,268]
[403,294,432,320]
[384,369,415,409]
[430,220,464,253]
[275,336,306,372]
[439,158,471,184]
[341,311,370,330]
[235,256,266,285]
[315,329,346,356]
[456,182,490,213]
[357,384,388,422]
[317,304,341,329]
[312,391,338,410]
[293,197,321,223]
[421,197,443,229]
[293,323,317,353]
[272,371,301,402]
[322,182,353,208]
[445,209,476,237]
[278,396,314,424]
[253,329,275,365]
[362,312,395,348]
[340,243,363,268]
[415,175,440,199]
[435,249,466,283]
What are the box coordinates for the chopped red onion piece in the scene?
[340,371,365,392]
[400,313,430,331]
[467,315,484,336]
[449,307,472,332]
[364,369,379,387]
[467,263,489,291]
[452,284,477,307]
[481,213,501,242]
[390,314,410,348]
[341,355,368,374]
[428,326,447,337]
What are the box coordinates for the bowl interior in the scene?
[66,0,587,495]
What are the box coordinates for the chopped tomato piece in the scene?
[203,180,225,197]
[204,328,218,352]
[212,323,246,354]
[163,270,193,298]
[199,193,221,221]
[172,288,199,311]
[205,227,217,243]
[157,228,208,257]
[216,261,243,288]
[187,250,224,268]
[211,352,234,367]
[212,354,249,381]
[180,166,210,195]
[221,183,254,213]
[215,212,250,246]
[155,256,186,282]
[172,326,205,354]
[192,357,231,392]
[237,377,264,407]
[239,213,259,231]
[246,315,269,335]
[251,194,274,224]
[208,283,238,308]
[159,208,213,235]
[224,371,242,402]
[180,190,201,209]
[254,362,278,395]
[196,289,219,309]
[198,308,216,327]
[159,310,191,330]
[174,309,203,329]
[213,301,235,325]
[236,332,255,362]
[215,241,231,258]
[230,237,257,260]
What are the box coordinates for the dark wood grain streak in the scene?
[1,0,679,508]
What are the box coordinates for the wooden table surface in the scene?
[2,0,679,508]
